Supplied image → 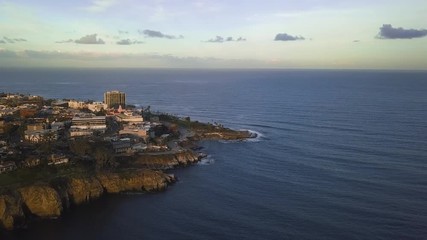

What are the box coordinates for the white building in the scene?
[68,100,87,109]
[119,124,150,138]
[70,115,107,136]
[87,102,108,112]
[114,111,143,123]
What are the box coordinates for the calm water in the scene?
[1,69,427,240]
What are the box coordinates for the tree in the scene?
[93,146,116,171]
[69,139,92,156]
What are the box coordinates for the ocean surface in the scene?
[1,68,427,240]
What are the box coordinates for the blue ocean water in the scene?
[1,68,427,240]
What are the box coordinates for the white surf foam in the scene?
[197,155,215,166]
[242,129,264,143]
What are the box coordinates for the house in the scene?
[23,157,41,168]
[48,154,69,165]
[0,161,17,174]
[112,139,132,154]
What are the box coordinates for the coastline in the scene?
[0,116,255,231]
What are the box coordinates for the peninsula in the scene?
[0,91,255,230]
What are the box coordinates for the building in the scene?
[104,91,126,108]
[87,102,108,112]
[24,129,58,143]
[112,139,132,154]
[68,100,87,110]
[27,123,45,131]
[119,123,150,138]
[70,115,107,137]
[50,121,65,131]
[0,161,17,173]
[23,157,41,168]
[0,120,4,134]
[48,154,69,165]
[71,115,106,130]
[20,108,38,118]
[69,128,94,137]
[115,113,143,123]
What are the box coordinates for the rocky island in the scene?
[0,92,255,230]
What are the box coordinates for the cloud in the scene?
[84,0,118,13]
[3,37,14,43]
[56,39,74,44]
[75,34,105,44]
[139,29,183,39]
[1,37,27,44]
[118,30,129,35]
[377,24,427,39]
[116,39,144,45]
[204,36,247,43]
[274,33,305,41]
[0,49,270,68]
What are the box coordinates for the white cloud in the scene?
[83,0,118,13]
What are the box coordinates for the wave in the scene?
[242,129,265,142]
[216,129,265,144]
[197,155,215,166]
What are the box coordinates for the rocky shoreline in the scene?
[0,170,176,230]
[0,126,255,231]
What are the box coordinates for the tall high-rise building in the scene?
[104,91,126,108]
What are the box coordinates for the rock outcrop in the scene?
[0,194,24,230]
[97,170,175,193]
[66,177,104,205]
[193,129,255,141]
[18,186,62,218]
[132,150,201,169]
[0,169,175,230]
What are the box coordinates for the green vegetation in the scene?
[158,113,217,130]
[0,163,92,190]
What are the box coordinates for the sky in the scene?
[0,0,426,69]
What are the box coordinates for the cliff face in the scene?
[98,170,175,193]
[133,150,200,169]
[18,186,63,218]
[0,194,24,230]
[0,169,175,230]
[66,177,104,205]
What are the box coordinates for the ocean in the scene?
[1,68,427,239]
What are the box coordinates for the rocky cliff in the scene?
[132,150,201,169]
[0,194,24,230]
[191,128,255,141]
[0,169,175,230]
[98,170,175,193]
[18,186,63,218]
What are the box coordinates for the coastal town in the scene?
[0,90,254,231]
[0,90,203,175]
